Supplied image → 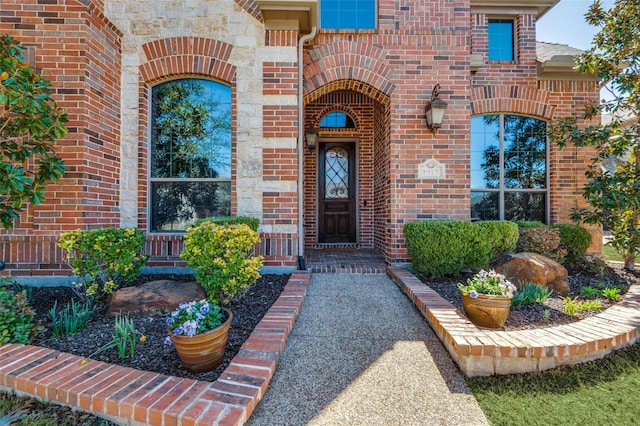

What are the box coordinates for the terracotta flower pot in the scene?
[460,291,511,329]
[169,308,233,373]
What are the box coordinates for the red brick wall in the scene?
[0,0,122,275]
[304,92,376,248]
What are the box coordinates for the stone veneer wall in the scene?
[0,0,301,275]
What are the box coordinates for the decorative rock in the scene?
[107,280,207,316]
[494,252,570,294]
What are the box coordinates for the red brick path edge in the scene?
[0,271,311,426]
[388,266,640,377]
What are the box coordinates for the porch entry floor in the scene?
[304,248,386,273]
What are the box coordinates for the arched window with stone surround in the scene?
[149,78,232,232]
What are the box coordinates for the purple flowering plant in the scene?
[164,299,224,345]
[458,269,517,299]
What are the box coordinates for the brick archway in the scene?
[303,41,395,103]
[471,85,556,120]
[140,37,237,84]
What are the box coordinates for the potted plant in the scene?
[165,219,263,373]
[164,299,232,373]
[458,269,517,329]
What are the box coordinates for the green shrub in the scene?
[404,220,518,278]
[513,220,545,229]
[511,282,553,307]
[474,220,519,263]
[551,223,592,263]
[582,286,599,298]
[181,222,264,304]
[601,287,622,301]
[58,227,148,301]
[196,216,260,232]
[515,223,566,263]
[50,299,93,338]
[0,279,35,344]
[579,299,603,311]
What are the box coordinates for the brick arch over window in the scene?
[312,105,361,129]
[140,37,236,84]
[471,86,556,120]
[303,42,395,103]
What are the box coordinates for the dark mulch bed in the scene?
[29,274,289,381]
[426,262,639,330]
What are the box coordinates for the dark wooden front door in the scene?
[318,142,357,243]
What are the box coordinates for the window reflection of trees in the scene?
[150,79,231,231]
[471,114,547,222]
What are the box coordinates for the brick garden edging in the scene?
[388,266,640,377]
[0,271,311,426]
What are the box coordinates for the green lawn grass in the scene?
[603,244,624,263]
[602,244,640,266]
[467,342,640,426]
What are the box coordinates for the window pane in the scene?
[325,147,349,199]
[151,79,231,179]
[471,191,499,221]
[503,115,546,189]
[470,115,500,189]
[151,182,231,232]
[320,112,356,128]
[488,19,514,61]
[504,192,545,222]
[321,0,375,29]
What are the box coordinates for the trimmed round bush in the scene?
[181,222,264,304]
[552,223,592,262]
[404,220,518,279]
[195,215,260,232]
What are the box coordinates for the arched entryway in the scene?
[303,83,391,259]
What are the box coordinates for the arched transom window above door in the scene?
[319,111,356,129]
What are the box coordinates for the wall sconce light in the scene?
[425,83,447,134]
[305,128,318,149]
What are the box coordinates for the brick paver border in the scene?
[0,271,311,426]
[388,266,640,376]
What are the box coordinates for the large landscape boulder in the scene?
[495,252,570,294]
[107,280,207,316]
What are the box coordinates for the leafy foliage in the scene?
[515,223,567,263]
[601,286,622,301]
[165,299,224,338]
[196,215,260,232]
[57,227,148,301]
[551,223,593,262]
[0,278,35,344]
[511,282,553,307]
[49,299,93,338]
[404,220,518,278]
[181,222,263,304]
[549,0,640,270]
[0,35,68,229]
[458,270,517,297]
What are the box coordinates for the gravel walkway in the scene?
[248,273,488,426]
